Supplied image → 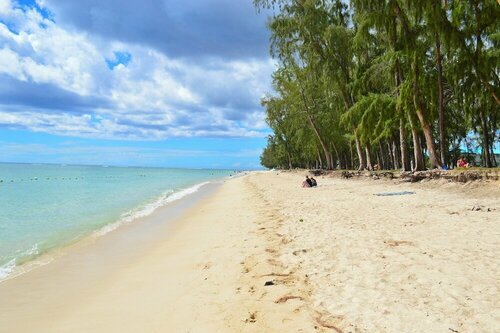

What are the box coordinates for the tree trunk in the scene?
[317,148,323,169]
[365,144,373,171]
[331,143,341,170]
[378,141,388,170]
[396,144,401,169]
[328,151,335,170]
[395,62,411,171]
[479,107,492,167]
[411,127,425,171]
[307,114,331,170]
[413,53,441,168]
[387,141,395,169]
[490,112,498,167]
[435,31,447,167]
[392,140,400,169]
[355,130,366,170]
[298,87,333,169]
[350,141,354,170]
[399,119,411,171]
[491,145,497,167]
[306,114,331,169]
[407,110,425,171]
[414,107,441,168]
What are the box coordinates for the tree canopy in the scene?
[256,0,499,170]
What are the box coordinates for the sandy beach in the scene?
[0,172,498,332]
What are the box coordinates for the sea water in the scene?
[0,163,235,279]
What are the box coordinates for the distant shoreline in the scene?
[0,161,255,171]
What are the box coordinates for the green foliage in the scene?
[257,0,499,170]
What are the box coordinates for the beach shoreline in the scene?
[0,163,237,282]
[0,179,225,283]
[0,171,498,332]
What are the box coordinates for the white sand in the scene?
[0,172,498,332]
[252,171,499,332]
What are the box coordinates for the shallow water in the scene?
[0,163,234,278]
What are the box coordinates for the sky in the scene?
[0,0,274,169]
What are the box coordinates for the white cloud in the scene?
[0,47,26,79]
[109,52,201,112]
[0,5,103,94]
[0,0,273,139]
[0,0,12,16]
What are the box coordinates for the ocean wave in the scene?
[0,244,40,280]
[93,181,210,237]
[0,259,16,280]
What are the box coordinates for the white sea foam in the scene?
[0,259,16,280]
[25,244,40,257]
[94,181,210,237]
[0,244,40,281]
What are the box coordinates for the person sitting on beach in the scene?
[302,175,313,187]
[310,177,317,187]
[457,156,469,168]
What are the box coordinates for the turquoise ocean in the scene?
[0,163,235,279]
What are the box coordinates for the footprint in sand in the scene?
[267,258,285,268]
[315,311,345,333]
[244,311,257,323]
[292,249,308,256]
[275,295,304,304]
[265,248,278,255]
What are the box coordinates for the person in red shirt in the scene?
[457,156,469,168]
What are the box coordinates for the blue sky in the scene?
[0,0,274,169]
